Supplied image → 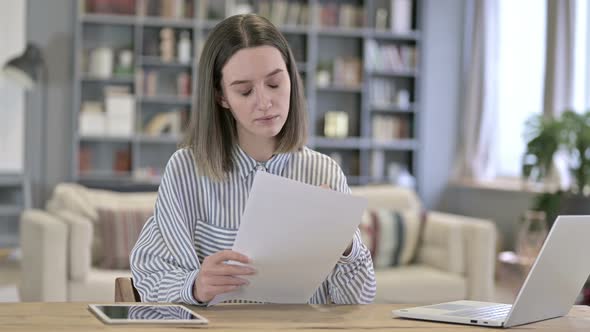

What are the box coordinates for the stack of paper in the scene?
[210,171,367,305]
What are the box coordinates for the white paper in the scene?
[209,171,367,306]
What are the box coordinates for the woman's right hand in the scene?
[193,250,256,303]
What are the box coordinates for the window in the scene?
[494,0,546,178]
[494,0,590,178]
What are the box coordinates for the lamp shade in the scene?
[2,43,43,90]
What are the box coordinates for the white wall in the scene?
[418,0,466,208]
[0,0,26,172]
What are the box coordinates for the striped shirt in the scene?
[130,145,376,305]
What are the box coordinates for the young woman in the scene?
[130,14,376,305]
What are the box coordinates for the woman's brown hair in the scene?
[181,14,307,181]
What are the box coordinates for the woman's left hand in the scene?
[320,183,353,256]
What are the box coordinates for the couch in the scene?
[19,183,497,303]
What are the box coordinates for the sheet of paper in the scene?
[209,171,367,306]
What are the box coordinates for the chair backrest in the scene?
[115,277,141,302]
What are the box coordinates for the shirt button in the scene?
[256,165,266,172]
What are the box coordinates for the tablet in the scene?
[88,304,208,325]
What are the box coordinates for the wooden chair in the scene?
[114,277,141,302]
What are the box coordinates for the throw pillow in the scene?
[359,208,421,269]
[96,208,153,269]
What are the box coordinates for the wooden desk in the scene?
[1,303,589,331]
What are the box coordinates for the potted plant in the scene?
[522,110,590,227]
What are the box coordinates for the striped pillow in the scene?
[96,208,153,269]
[359,209,421,268]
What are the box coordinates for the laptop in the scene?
[392,215,590,328]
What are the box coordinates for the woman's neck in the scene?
[238,134,277,163]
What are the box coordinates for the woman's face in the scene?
[220,46,291,142]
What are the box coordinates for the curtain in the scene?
[543,0,576,118]
[542,0,577,190]
[454,0,499,180]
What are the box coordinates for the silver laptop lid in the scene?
[505,215,590,327]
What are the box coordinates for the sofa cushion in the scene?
[46,183,158,265]
[351,185,421,211]
[374,265,466,304]
[359,208,421,268]
[97,208,153,269]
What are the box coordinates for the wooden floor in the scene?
[0,248,20,303]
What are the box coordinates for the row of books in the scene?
[83,0,136,15]
[372,115,411,141]
[317,3,364,28]
[370,78,412,109]
[79,151,169,178]
[140,69,191,98]
[366,40,418,72]
[317,57,362,88]
[79,147,132,173]
[258,0,309,27]
[139,0,194,18]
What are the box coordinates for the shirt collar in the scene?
[232,145,291,178]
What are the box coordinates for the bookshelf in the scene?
[72,0,422,190]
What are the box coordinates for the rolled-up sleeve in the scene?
[324,161,377,304]
[130,150,202,304]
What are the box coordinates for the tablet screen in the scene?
[89,304,208,325]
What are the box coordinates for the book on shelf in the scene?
[141,0,191,18]
[78,147,92,173]
[319,2,338,27]
[176,72,191,97]
[114,148,132,173]
[258,0,271,19]
[270,0,288,26]
[318,2,364,28]
[372,115,409,141]
[258,0,307,27]
[285,2,301,26]
[366,40,417,72]
[332,57,362,88]
[371,78,413,110]
[371,78,397,107]
[338,4,357,29]
[299,4,309,26]
[141,69,158,96]
[84,0,136,15]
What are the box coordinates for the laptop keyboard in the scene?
[446,304,512,321]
